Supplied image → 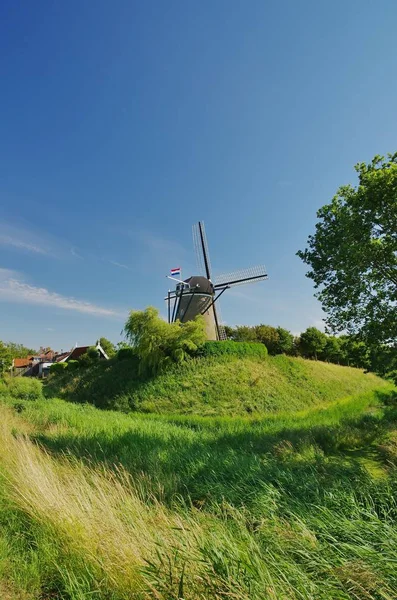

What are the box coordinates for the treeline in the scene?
[0,341,37,373]
[225,324,397,377]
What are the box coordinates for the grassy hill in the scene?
[45,353,388,416]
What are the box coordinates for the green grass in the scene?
[44,354,387,416]
[0,360,396,599]
[0,380,396,599]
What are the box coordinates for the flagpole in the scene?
[166,275,185,285]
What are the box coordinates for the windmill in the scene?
[166,221,268,340]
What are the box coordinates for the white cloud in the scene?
[109,260,131,271]
[0,234,47,255]
[0,268,125,318]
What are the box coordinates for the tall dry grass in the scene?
[0,410,205,598]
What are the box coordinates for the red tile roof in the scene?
[14,358,31,368]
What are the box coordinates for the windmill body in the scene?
[174,276,218,340]
[166,222,268,340]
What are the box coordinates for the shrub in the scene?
[117,347,137,361]
[79,347,100,368]
[199,340,268,359]
[50,362,68,374]
[67,360,80,371]
[0,377,43,401]
[87,347,100,360]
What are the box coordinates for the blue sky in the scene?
[1,0,397,350]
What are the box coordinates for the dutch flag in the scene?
[170,267,181,277]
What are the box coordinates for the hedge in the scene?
[198,340,268,359]
[50,362,68,374]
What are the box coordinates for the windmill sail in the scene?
[214,265,268,288]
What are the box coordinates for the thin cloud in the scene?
[0,268,125,318]
[71,247,83,259]
[109,260,131,271]
[0,234,47,255]
[312,318,325,331]
[138,231,186,262]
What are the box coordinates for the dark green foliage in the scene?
[199,340,268,359]
[87,347,100,360]
[226,324,295,355]
[78,347,100,368]
[297,153,397,346]
[67,360,80,371]
[117,347,137,361]
[299,327,327,360]
[50,362,68,374]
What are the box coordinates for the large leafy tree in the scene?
[297,154,397,345]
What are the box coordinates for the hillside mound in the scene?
[44,354,388,416]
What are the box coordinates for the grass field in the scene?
[0,363,396,599]
[44,354,386,415]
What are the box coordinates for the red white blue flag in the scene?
[170,267,181,276]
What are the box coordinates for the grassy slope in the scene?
[0,382,397,599]
[44,354,387,416]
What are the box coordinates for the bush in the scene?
[117,347,137,361]
[0,377,43,401]
[50,362,68,374]
[79,347,100,368]
[199,341,268,359]
[67,360,80,371]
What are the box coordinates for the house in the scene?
[57,342,109,362]
[12,342,109,378]
[12,357,33,373]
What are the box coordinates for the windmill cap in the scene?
[184,276,214,294]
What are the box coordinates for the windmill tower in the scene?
[166,222,268,340]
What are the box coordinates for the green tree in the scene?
[299,327,327,360]
[6,342,37,358]
[232,326,257,342]
[124,307,206,376]
[340,337,370,370]
[297,154,397,346]
[223,325,237,340]
[322,336,344,364]
[0,340,37,374]
[274,327,294,355]
[98,337,116,358]
[0,341,11,374]
[254,325,278,353]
